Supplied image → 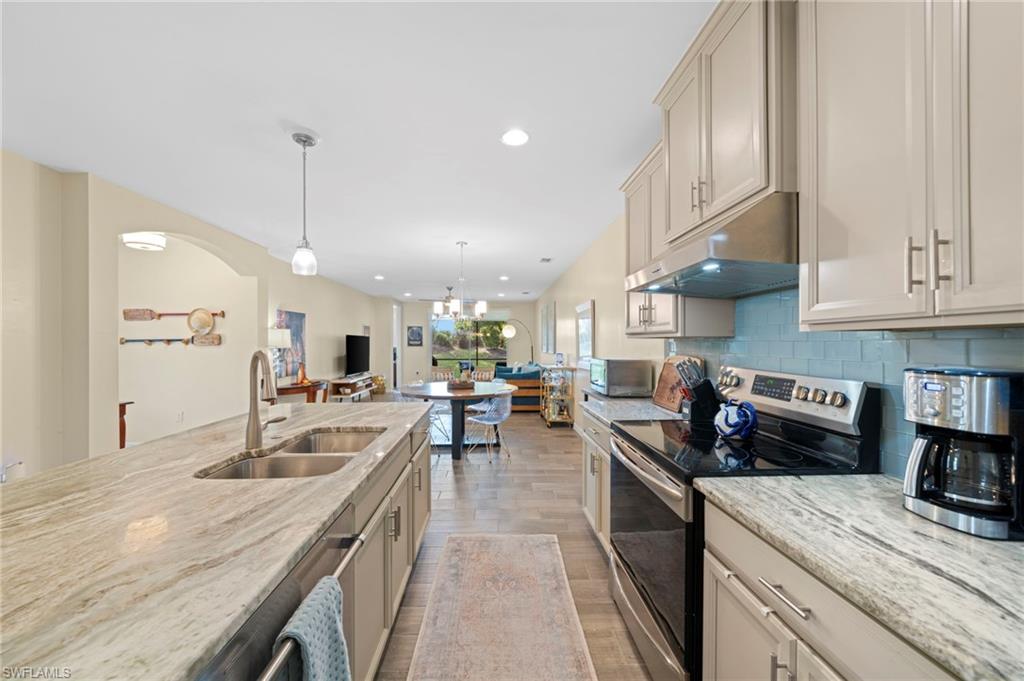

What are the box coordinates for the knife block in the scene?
[680,379,721,424]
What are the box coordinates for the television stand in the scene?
[330,374,375,402]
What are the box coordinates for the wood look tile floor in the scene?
[375,413,651,681]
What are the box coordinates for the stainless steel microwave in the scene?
[589,358,653,397]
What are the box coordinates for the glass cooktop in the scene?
[611,415,874,484]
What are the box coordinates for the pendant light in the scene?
[291,132,318,276]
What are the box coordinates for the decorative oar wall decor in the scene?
[120,307,225,346]
[119,334,222,347]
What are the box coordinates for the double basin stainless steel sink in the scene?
[200,430,383,480]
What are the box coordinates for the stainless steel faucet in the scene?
[246,350,279,450]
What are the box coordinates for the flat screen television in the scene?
[345,334,370,376]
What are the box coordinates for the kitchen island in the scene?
[0,401,429,680]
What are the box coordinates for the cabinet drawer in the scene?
[705,504,955,681]
[353,438,411,529]
[575,407,611,453]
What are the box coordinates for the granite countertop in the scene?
[695,475,1024,681]
[580,393,683,426]
[0,401,429,680]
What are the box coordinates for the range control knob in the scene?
[828,391,848,408]
[812,388,828,404]
[725,375,741,387]
[794,385,810,401]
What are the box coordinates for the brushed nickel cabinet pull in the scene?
[929,229,952,290]
[770,653,793,681]
[690,181,698,211]
[415,467,423,491]
[698,179,708,206]
[904,236,925,295]
[758,577,811,620]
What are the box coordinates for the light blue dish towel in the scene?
[273,576,351,681]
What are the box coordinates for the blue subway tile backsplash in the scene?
[667,290,1024,478]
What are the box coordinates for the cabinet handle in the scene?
[769,653,793,681]
[392,506,402,541]
[589,452,597,475]
[647,304,656,324]
[758,577,811,620]
[903,236,925,295]
[698,179,708,207]
[929,229,952,290]
[415,467,423,491]
[690,181,698,212]
[638,304,649,326]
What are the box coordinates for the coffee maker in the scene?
[902,368,1023,539]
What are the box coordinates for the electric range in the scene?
[607,366,880,681]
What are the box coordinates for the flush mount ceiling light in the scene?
[290,132,319,276]
[121,231,166,251]
[501,128,529,146]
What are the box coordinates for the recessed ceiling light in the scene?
[498,293,506,297]
[501,128,529,147]
[374,274,385,280]
[499,275,509,281]
[403,292,412,297]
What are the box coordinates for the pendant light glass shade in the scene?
[291,242,317,276]
[291,132,318,276]
[449,298,462,316]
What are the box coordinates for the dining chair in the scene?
[467,377,505,414]
[465,391,513,463]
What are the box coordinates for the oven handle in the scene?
[611,437,684,502]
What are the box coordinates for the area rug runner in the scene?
[406,534,598,681]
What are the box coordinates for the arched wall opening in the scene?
[117,233,258,445]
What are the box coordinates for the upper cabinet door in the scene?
[664,60,704,243]
[799,0,933,323]
[625,178,650,273]
[934,0,1024,315]
[648,154,668,260]
[701,1,768,219]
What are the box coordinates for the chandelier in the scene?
[433,241,487,319]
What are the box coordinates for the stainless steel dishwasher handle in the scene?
[611,439,684,502]
[758,577,811,620]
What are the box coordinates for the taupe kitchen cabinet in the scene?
[411,438,431,552]
[576,407,611,552]
[622,142,736,338]
[655,0,795,246]
[798,0,1024,330]
[582,438,601,538]
[703,550,798,681]
[795,641,845,681]
[624,142,680,336]
[387,464,413,622]
[351,500,390,681]
[704,503,957,681]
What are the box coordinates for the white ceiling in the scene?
[2,2,714,302]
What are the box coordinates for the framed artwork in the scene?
[274,309,306,379]
[407,325,423,347]
[541,302,556,353]
[575,300,594,361]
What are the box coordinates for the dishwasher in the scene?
[196,504,358,681]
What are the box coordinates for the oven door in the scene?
[609,434,693,681]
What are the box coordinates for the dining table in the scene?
[399,381,518,459]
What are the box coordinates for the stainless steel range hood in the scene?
[625,192,798,298]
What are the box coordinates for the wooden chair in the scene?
[431,370,454,381]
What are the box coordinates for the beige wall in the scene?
[118,236,259,444]
[535,215,664,368]
[2,150,389,473]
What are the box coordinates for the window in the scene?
[430,318,507,371]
